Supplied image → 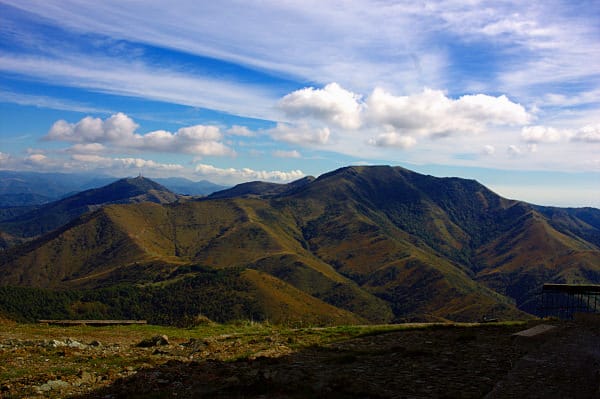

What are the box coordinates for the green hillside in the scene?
[0,176,178,239]
[1,165,599,325]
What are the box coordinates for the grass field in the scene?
[0,319,533,398]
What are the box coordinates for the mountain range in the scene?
[0,171,227,207]
[1,165,599,325]
[0,176,178,247]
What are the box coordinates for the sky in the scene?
[0,0,599,207]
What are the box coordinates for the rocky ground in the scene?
[0,318,599,398]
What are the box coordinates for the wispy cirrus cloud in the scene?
[2,1,598,109]
[0,53,280,121]
[0,91,112,114]
[272,150,301,158]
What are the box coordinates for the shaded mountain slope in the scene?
[475,208,600,312]
[0,176,178,239]
[534,206,600,248]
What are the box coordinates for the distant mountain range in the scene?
[0,171,227,207]
[0,176,177,241]
[1,165,599,325]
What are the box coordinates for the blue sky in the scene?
[0,0,599,207]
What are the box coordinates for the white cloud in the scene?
[3,1,599,120]
[271,84,533,153]
[540,90,600,107]
[0,149,185,176]
[572,124,600,143]
[273,150,301,158]
[0,54,278,121]
[66,143,107,154]
[70,154,184,172]
[194,163,304,184]
[366,88,530,137]
[507,145,522,157]
[47,113,138,143]
[226,125,254,137]
[273,84,535,155]
[519,123,600,144]
[70,154,108,164]
[506,144,537,157]
[482,145,496,155]
[0,91,112,114]
[368,132,417,149]
[481,18,545,38]
[521,125,565,143]
[0,152,11,165]
[269,123,331,145]
[0,1,439,95]
[279,83,363,129]
[25,153,49,165]
[46,113,234,156]
[118,158,183,171]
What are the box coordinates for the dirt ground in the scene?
[1,318,599,398]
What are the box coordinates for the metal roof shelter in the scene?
[539,283,600,319]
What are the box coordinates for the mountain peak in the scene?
[119,175,171,192]
[0,175,178,240]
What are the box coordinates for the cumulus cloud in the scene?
[279,83,363,130]
[47,113,138,143]
[507,145,522,157]
[0,148,187,175]
[0,152,10,165]
[25,153,49,165]
[482,145,496,155]
[269,123,330,145]
[368,132,417,149]
[273,84,533,152]
[366,88,531,137]
[70,154,183,171]
[46,113,234,156]
[572,124,600,142]
[195,163,304,183]
[226,125,254,137]
[507,144,537,157]
[273,150,301,158]
[66,143,107,154]
[521,125,565,143]
[520,123,600,144]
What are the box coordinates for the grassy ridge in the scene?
[1,165,599,324]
